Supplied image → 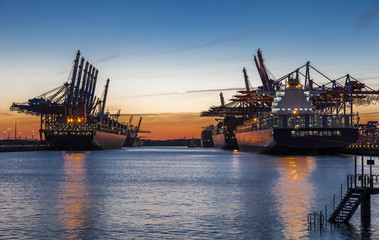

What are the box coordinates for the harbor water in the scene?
[1,147,379,239]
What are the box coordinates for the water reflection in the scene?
[228,153,243,224]
[272,156,316,240]
[231,152,241,180]
[59,152,89,239]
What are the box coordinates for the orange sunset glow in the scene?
[119,112,217,139]
[2,105,379,140]
[0,111,218,140]
[2,1,379,239]
[1,1,379,141]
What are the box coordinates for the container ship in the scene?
[201,92,247,150]
[200,68,271,150]
[200,49,378,154]
[123,116,145,147]
[212,116,243,150]
[201,125,214,148]
[235,77,358,154]
[11,50,129,150]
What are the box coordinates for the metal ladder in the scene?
[328,188,363,223]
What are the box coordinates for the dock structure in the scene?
[201,49,379,153]
[0,139,48,152]
[308,156,379,227]
[328,173,379,223]
[339,121,379,155]
[8,50,147,150]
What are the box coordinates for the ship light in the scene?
[292,110,297,115]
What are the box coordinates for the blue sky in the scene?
[1,0,379,115]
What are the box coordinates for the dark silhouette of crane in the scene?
[10,50,130,141]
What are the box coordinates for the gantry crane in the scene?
[201,49,379,130]
[10,50,130,141]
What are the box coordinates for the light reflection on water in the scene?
[1,147,379,239]
[59,152,88,239]
[272,156,316,240]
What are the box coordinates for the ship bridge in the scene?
[272,87,313,114]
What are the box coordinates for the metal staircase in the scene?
[308,170,379,227]
[328,189,363,223]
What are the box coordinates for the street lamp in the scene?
[7,128,11,139]
[3,131,5,139]
[32,130,34,140]
[19,132,21,139]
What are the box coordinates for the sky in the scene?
[0,0,379,139]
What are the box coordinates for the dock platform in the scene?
[0,139,48,152]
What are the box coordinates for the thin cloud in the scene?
[186,88,244,94]
[119,112,200,117]
[97,54,119,62]
[55,69,69,75]
[131,87,244,97]
[359,110,379,118]
[355,8,379,31]
[134,92,180,97]
[0,111,16,116]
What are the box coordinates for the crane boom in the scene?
[100,79,110,115]
[219,92,225,107]
[68,50,80,108]
[129,115,133,125]
[137,117,142,132]
[243,67,250,91]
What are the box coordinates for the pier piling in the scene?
[361,193,371,222]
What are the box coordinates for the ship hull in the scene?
[212,133,239,150]
[123,136,136,147]
[123,136,142,147]
[236,129,273,152]
[45,130,126,150]
[201,129,214,148]
[236,128,358,154]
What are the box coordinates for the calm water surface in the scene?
[1,147,379,239]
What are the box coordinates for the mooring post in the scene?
[320,211,323,227]
[354,156,357,188]
[361,192,371,223]
[370,161,373,188]
[314,211,316,225]
[348,175,352,189]
[333,194,335,210]
[362,156,364,188]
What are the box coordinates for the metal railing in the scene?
[308,173,379,227]
[347,174,379,189]
[308,211,325,228]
